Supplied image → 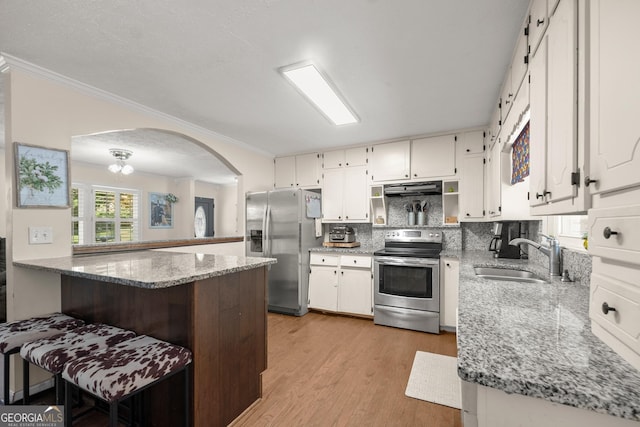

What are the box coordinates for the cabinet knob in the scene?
[322,258,325,262]
[584,176,598,187]
[346,162,349,166]
[446,263,450,267]
[334,270,337,275]
[466,213,470,216]
[341,271,344,275]
[603,227,619,239]
[339,163,342,167]
[536,192,544,200]
[353,260,357,264]
[537,18,545,26]
[602,302,617,315]
[466,149,470,152]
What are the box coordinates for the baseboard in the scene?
[5,378,55,404]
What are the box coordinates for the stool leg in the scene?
[185,364,191,427]
[109,401,118,427]
[64,380,72,427]
[55,373,63,405]
[3,353,10,405]
[22,359,29,404]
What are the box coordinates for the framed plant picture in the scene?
[14,142,70,208]
[149,192,174,228]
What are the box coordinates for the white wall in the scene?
[0,148,6,237]
[4,68,273,320]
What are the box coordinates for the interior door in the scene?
[194,197,214,237]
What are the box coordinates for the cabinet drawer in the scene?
[588,205,640,266]
[590,269,640,357]
[341,255,371,269]
[310,253,339,266]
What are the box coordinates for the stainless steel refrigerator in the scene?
[246,188,322,316]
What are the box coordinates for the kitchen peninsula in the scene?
[15,250,276,427]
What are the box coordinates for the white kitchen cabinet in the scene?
[528,0,549,59]
[487,106,501,149]
[274,153,321,188]
[322,166,368,223]
[370,140,410,182]
[411,134,457,179]
[308,254,340,312]
[511,20,530,96]
[322,149,345,169]
[459,131,485,156]
[587,0,640,196]
[529,0,579,212]
[460,154,485,220]
[309,253,372,317]
[322,146,368,169]
[440,257,459,330]
[486,141,501,217]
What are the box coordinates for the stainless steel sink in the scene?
[474,267,548,284]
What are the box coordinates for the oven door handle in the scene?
[374,257,439,267]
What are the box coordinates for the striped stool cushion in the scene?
[62,335,192,402]
[0,313,85,354]
[20,323,136,374]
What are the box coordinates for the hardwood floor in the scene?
[30,312,461,426]
[232,312,462,427]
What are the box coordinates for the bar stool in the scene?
[0,312,84,404]
[63,335,192,427]
[20,323,136,404]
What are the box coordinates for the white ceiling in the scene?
[0,0,530,161]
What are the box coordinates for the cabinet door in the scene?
[459,131,484,155]
[322,168,344,222]
[345,147,368,167]
[440,258,459,329]
[529,0,548,59]
[512,23,529,94]
[274,156,296,188]
[338,268,372,316]
[500,69,514,121]
[411,135,456,179]
[589,0,640,195]
[370,140,410,182]
[308,266,338,311]
[343,166,369,222]
[529,36,548,207]
[323,150,345,169]
[460,154,485,219]
[296,153,321,187]
[486,142,501,217]
[545,0,577,204]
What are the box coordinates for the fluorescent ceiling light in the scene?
[281,63,358,126]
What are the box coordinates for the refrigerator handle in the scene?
[261,205,268,256]
[265,205,272,257]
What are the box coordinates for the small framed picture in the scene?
[15,142,70,208]
[149,192,174,228]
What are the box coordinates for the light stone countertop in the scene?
[14,250,277,289]
[453,250,640,422]
[309,245,377,255]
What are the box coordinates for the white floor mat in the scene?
[405,351,461,409]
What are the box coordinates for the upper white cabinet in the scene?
[322,166,368,223]
[460,154,485,220]
[459,130,485,155]
[274,153,321,188]
[370,140,411,182]
[411,135,457,179]
[528,0,549,59]
[323,147,368,169]
[587,0,640,196]
[529,0,579,212]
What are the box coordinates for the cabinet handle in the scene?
[603,227,619,239]
[505,99,511,105]
[537,18,545,26]
[602,302,617,315]
[584,176,598,187]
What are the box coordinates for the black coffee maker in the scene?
[489,222,522,259]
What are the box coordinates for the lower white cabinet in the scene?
[308,253,372,316]
[440,257,459,329]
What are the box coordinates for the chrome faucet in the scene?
[509,234,561,276]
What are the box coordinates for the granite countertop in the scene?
[14,250,276,289]
[455,250,640,422]
[310,245,377,255]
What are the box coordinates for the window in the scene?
[72,185,140,244]
[546,215,588,251]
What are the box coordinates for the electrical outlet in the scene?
[29,226,53,244]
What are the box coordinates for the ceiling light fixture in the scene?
[108,149,134,175]
[280,62,359,126]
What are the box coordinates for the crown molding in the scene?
[0,53,273,157]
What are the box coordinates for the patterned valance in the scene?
[511,122,530,185]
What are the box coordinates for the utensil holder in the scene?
[407,212,415,226]
[417,212,425,226]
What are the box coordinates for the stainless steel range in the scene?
[373,229,442,334]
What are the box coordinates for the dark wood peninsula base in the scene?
[61,266,268,427]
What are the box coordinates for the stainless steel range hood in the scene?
[384,181,442,197]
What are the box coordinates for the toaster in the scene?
[329,226,356,243]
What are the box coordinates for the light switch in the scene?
[29,226,53,244]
